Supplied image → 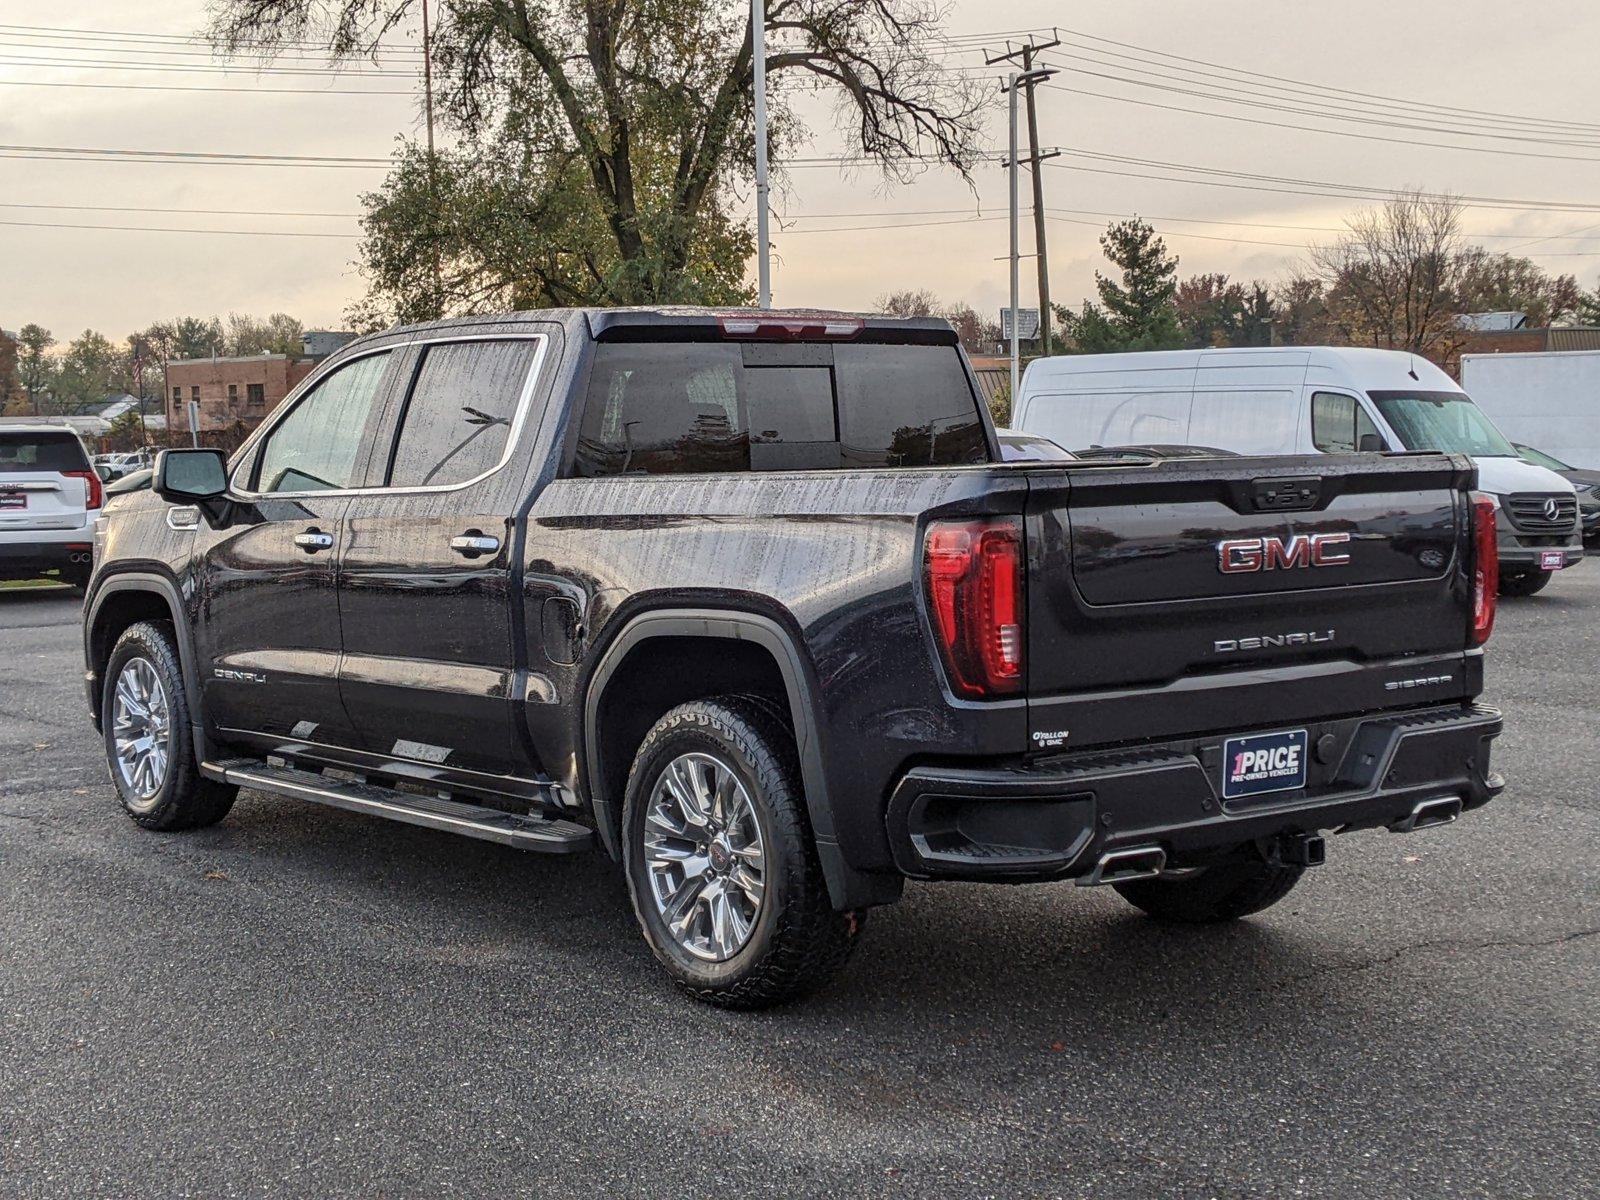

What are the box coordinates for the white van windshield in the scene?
[1369,390,1517,458]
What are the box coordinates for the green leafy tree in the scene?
[1175,274,1275,349]
[224,312,305,356]
[0,330,19,414]
[211,0,987,320]
[15,324,55,415]
[1060,218,1183,353]
[52,330,125,411]
[1454,253,1581,327]
[1574,277,1600,325]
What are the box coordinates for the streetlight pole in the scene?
[1008,77,1020,405]
[752,0,771,308]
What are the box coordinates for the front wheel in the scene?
[1498,570,1552,597]
[621,696,863,1009]
[1114,855,1303,924]
[103,621,236,830]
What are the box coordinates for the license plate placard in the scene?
[1222,729,1308,801]
[0,492,25,511]
[1539,550,1565,571]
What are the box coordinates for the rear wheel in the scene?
[103,621,236,831]
[1498,570,1552,597]
[1114,855,1303,924]
[621,696,863,1009]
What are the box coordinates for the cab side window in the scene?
[1312,392,1381,453]
[385,339,542,488]
[255,353,392,493]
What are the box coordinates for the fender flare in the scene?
[582,607,883,910]
[85,571,209,761]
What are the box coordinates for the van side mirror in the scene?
[154,448,229,504]
[95,465,113,483]
[1357,432,1388,452]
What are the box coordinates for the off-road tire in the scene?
[621,696,863,1009]
[1498,571,1552,597]
[103,620,236,831]
[1114,856,1304,924]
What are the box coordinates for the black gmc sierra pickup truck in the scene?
[83,308,1505,1008]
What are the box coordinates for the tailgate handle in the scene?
[1251,476,1321,512]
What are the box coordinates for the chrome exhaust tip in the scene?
[1389,795,1463,834]
[1076,845,1167,887]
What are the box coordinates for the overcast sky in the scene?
[3,0,1598,340]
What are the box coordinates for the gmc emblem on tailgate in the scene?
[1217,532,1352,574]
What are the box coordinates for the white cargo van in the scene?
[1014,346,1583,594]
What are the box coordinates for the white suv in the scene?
[0,424,102,590]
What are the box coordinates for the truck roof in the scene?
[355,307,958,351]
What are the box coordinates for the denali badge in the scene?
[1215,630,1334,653]
[1217,532,1351,574]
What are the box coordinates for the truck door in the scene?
[336,333,552,785]
[197,349,401,749]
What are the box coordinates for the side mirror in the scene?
[154,448,229,504]
[95,465,113,483]
[1357,432,1388,452]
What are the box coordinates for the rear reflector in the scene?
[64,469,102,511]
[716,314,864,340]
[1470,492,1497,646]
[924,517,1024,698]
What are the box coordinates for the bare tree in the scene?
[1309,191,1469,364]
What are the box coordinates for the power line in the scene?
[1037,81,1600,164]
[1042,149,1600,213]
[0,142,391,166]
[1036,52,1600,148]
[0,201,359,218]
[1052,25,1600,137]
[0,78,410,95]
[0,218,356,238]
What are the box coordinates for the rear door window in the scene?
[0,431,89,474]
[573,341,985,476]
[385,339,542,488]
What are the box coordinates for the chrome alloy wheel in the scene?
[643,752,767,962]
[111,657,171,809]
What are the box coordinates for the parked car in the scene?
[1513,443,1600,546]
[1014,347,1582,597]
[1,423,101,590]
[995,428,1074,461]
[84,310,1506,1008]
[104,468,154,498]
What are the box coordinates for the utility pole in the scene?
[996,64,1054,405]
[752,0,771,307]
[988,35,1060,355]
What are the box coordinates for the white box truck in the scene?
[1461,350,1600,471]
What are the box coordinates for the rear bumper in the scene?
[885,702,1503,883]
[0,538,92,577]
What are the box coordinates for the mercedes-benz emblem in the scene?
[1543,497,1561,521]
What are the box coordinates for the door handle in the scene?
[293,529,334,553]
[450,533,501,558]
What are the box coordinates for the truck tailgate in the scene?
[1024,453,1478,749]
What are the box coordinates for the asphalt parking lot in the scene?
[1,575,1596,1199]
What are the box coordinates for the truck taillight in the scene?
[65,469,103,511]
[1471,492,1498,647]
[924,517,1024,698]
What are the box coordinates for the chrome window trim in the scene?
[227,332,551,499]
